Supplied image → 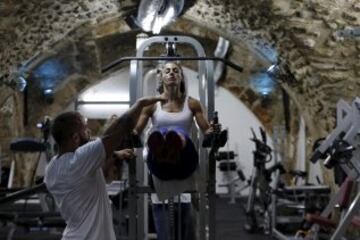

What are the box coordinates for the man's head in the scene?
[51,112,90,149]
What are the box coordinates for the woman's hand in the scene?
[113,149,136,161]
[206,122,222,134]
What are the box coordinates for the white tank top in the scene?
[151,97,193,133]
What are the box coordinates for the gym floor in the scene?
[0,196,273,240]
[216,196,271,240]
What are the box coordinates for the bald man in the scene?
[44,96,165,240]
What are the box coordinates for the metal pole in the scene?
[127,35,223,240]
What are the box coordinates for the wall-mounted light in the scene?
[266,64,276,73]
[32,57,70,98]
[250,73,277,96]
[0,73,28,92]
[43,88,53,95]
[266,64,280,78]
[43,88,54,104]
[17,76,27,92]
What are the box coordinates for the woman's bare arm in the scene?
[133,104,156,135]
[102,97,164,158]
[189,97,211,134]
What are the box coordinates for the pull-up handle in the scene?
[202,111,227,148]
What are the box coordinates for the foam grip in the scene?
[237,169,246,181]
[351,216,360,228]
[202,130,228,148]
[10,138,47,152]
[305,214,337,228]
[310,150,323,163]
[338,177,354,209]
[218,130,228,147]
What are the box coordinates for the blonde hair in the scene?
[157,62,186,98]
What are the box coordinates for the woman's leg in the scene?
[169,128,198,179]
[180,203,195,240]
[147,129,166,164]
[152,203,169,240]
[147,128,178,180]
[165,130,185,166]
[147,127,198,180]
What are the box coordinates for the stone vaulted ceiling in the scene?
[0,0,360,145]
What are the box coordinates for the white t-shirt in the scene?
[44,138,116,240]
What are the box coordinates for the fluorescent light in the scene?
[78,104,130,119]
[81,104,129,110]
[80,92,129,102]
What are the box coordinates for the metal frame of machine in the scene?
[128,35,215,240]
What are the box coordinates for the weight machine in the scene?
[101,35,238,240]
[0,118,64,240]
[244,127,285,234]
[244,126,330,240]
[216,150,248,204]
[296,97,360,240]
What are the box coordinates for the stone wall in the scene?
[2,0,359,136]
[186,0,360,135]
[0,0,137,86]
[183,0,360,185]
[1,0,360,186]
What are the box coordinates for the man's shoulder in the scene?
[77,138,103,153]
[45,153,72,175]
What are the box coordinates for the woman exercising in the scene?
[135,61,218,180]
[134,61,219,240]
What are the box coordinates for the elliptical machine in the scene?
[244,127,284,234]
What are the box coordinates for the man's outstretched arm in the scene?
[102,97,166,158]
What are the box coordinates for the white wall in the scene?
[214,87,275,193]
[183,68,274,193]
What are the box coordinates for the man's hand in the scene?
[113,149,136,161]
[138,96,167,107]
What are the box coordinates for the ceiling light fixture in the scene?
[136,0,184,34]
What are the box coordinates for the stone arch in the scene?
[21,16,275,135]
[3,0,359,186]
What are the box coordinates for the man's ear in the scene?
[72,132,80,145]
